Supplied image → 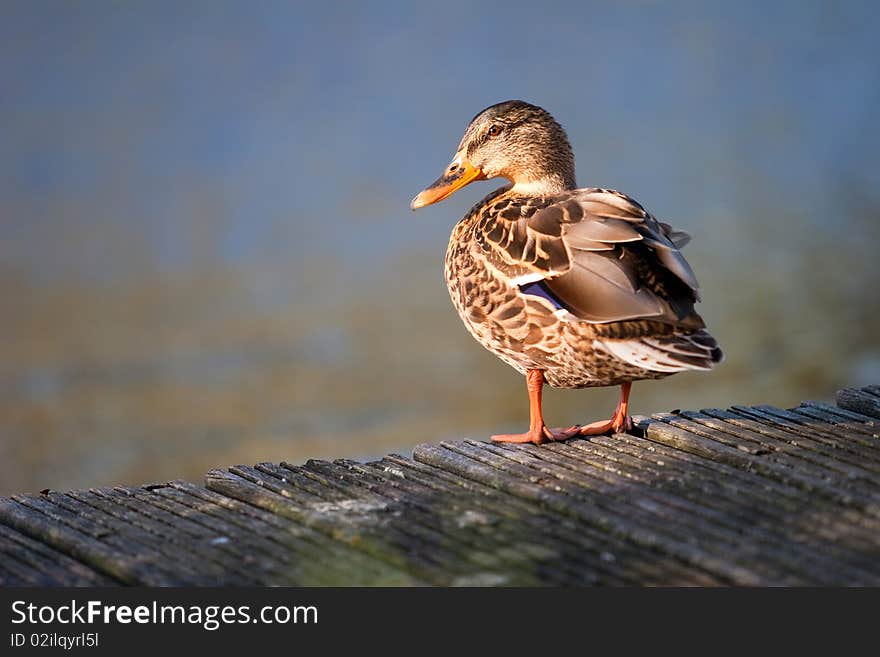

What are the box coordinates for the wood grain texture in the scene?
[836,387,880,423]
[1,385,878,586]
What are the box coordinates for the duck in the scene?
[411,100,722,445]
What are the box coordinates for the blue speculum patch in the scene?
[519,280,565,310]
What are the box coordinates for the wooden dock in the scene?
[1,385,879,586]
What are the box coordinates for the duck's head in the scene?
[411,100,575,210]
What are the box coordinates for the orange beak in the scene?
[410,156,486,210]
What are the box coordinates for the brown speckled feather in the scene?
[446,186,722,388]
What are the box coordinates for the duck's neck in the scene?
[509,171,575,196]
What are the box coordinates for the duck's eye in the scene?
[487,124,502,137]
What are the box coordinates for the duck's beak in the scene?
[410,155,486,210]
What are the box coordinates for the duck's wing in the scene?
[475,188,703,328]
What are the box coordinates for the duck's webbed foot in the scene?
[577,382,634,436]
[491,369,581,445]
[577,414,633,436]
[492,424,580,445]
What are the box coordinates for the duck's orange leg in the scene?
[578,382,634,435]
[492,369,581,444]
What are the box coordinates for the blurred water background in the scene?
[1,1,878,495]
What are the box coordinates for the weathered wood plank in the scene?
[124,486,306,582]
[0,523,117,586]
[291,458,542,585]
[85,487,287,585]
[303,458,595,586]
[356,463,625,585]
[358,457,705,585]
[731,405,880,451]
[837,387,880,419]
[162,481,418,585]
[229,464,467,582]
[795,402,880,437]
[371,455,710,585]
[800,399,880,428]
[680,410,880,479]
[580,432,880,545]
[655,412,877,490]
[414,440,766,585]
[644,417,879,514]
[42,491,241,585]
[702,407,880,469]
[205,468,428,585]
[3,387,879,586]
[490,440,876,584]
[0,496,173,585]
[547,438,879,581]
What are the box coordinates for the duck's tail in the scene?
[598,329,723,374]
